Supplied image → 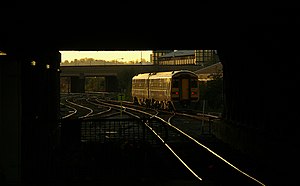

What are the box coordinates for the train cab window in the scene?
[172,79,179,88]
[191,79,198,88]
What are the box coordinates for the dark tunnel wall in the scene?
[0,56,22,184]
[218,24,298,138]
[0,50,61,184]
[216,24,299,185]
[20,51,61,183]
[1,7,299,184]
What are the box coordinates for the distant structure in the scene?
[151,50,219,66]
[151,50,173,65]
[194,62,223,82]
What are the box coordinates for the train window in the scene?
[172,79,179,88]
[191,79,198,88]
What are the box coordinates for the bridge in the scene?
[60,64,204,92]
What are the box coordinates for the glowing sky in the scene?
[60,50,153,62]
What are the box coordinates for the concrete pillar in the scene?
[216,25,299,185]
[0,49,61,184]
[105,76,119,92]
[70,74,85,93]
[20,50,61,184]
[0,55,22,185]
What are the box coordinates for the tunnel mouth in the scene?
[59,49,223,113]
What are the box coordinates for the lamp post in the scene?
[173,50,177,65]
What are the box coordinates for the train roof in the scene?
[132,70,197,80]
[132,73,150,80]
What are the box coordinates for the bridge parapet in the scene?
[60,64,203,77]
[60,65,204,93]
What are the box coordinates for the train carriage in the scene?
[131,73,150,104]
[132,70,199,111]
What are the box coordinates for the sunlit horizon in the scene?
[60,50,153,62]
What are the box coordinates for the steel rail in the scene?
[155,115,266,186]
[65,99,94,119]
[122,102,265,185]
[95,99,204,181]
[60,102,77,119]
[94,98,265,185]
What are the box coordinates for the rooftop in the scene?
[159,50,195,58]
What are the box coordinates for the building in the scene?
[153,50,219,66]
[151,50,173,65]
[194,62,223,82]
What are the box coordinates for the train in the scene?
[131,70,200,111]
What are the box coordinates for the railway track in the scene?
[59,93,266,185]
[60,95,130,119]
[120,106,264,185]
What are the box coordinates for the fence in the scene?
[53,118,176,183]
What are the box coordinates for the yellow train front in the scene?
[132,70,199,112]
